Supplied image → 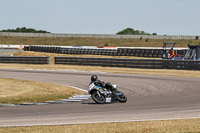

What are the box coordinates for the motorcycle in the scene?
[88,82,127,104]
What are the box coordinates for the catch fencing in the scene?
[0,56,50,64]
[0,32,199,40]
[55,57,200,70]
[24,46,187,58]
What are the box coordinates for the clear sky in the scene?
[0,0,200,35]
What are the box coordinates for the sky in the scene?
[0,0,200,35]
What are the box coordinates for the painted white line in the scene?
[45,101,62,103]
[33,103,48,105]
[69,97,90,100]
[25,69,106,74]
[72,95,90,98]
[0,104,20,107]
[67,85,88,93]
[64,99,83,102]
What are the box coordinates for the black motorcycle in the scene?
[88,83,127,104]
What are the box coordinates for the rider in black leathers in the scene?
[90,75,105,87]
[90,75,116,92]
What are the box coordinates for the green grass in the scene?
[1,36,200,47]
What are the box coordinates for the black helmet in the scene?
[91,75,98,82]
[105,82,112,89]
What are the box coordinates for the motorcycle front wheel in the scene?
[116,92,127,103]
[91,91,106,104]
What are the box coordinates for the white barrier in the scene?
[0,44,28,49]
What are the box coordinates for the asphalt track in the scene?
[0,69,200,127]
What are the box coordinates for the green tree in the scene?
[0,27,50,33]
[117,28,152,35]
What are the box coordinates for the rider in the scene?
[90,75,116,92]
[90,75,105,87]
[105,82,116,92]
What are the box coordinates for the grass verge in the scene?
[0,78,84,104]
[1,36,199,47]
[0,118,200,133]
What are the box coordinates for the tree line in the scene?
[0,27,156,35]
[0,27,50,33]
[116,28,157,35]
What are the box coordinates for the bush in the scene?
[116,28,151,35]
[104,42,109,46]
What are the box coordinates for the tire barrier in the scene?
[55,57,200,70]
[25,46,118,56]
[24,46,187,58]
[0,56,50,64]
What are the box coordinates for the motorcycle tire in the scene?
[91,91,106,104]
[116,92,127,103]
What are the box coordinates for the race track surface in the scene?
[0,69,200,127]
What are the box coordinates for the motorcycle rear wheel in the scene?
[91,91,106,104]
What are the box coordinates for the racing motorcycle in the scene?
[88,82,127,104]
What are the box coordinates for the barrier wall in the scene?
[55,57,200,70]
[0,32,199,40]
[0,56,50,64]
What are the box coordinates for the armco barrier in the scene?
[0,56,50,64]
[55,57,200,70]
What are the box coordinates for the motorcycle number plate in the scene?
[106,98,111,103]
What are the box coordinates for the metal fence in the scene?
[0,56,50,64]
[25,46,187,58]
[0,32,199,40]
[55,57,200,70]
